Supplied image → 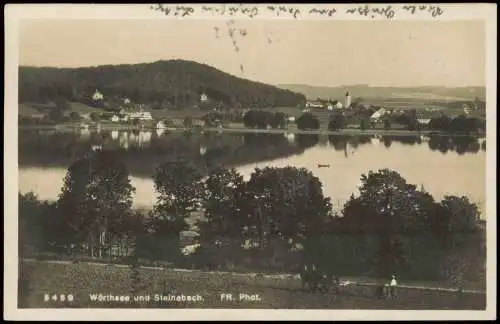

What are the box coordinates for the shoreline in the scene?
[18,124,486,138]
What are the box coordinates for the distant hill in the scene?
[277,84,486,102]
[19,60,306,110]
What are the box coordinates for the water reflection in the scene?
[156,128,166,138]
[18,129,486,218]
[427,135,482,155]
[284,132,295,144]
[381,136,392,148]
[296,134,320,150]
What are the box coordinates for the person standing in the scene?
[389,274,398,299]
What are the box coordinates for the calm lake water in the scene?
[18,129,487,218]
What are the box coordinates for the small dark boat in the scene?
[317,164,330,168]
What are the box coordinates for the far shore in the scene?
[18,124,486,138]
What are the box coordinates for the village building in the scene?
[463,103,472,115]
[370,107,388,121]
[118,108,153,121]
[329,100,343,109]
[92,89,104,101]
[305,101,325,109]
[416,111,433,125]
[110,115,120,122]
[200,93,209,103]
[192,119,205,127]
[345,92,352,109]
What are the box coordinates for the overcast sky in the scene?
[19,19,485,87]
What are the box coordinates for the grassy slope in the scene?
[18,104,44,116]
[19,261,485,309]
[19,102,108,117]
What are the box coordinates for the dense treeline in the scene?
[19,60,306,109]
[324,108,485,134]
[19,150,484,285]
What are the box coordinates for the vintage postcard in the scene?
[4,3,497,321]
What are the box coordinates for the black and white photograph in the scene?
[4,3,496,321]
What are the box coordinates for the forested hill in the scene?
[19,60,306,109]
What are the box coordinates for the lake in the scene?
[18,129,487,218]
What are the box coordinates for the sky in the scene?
[18,19,486,87]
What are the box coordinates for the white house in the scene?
[200,93,209,103]
[129,111,153,121]
[119,109,153,121]
[110,115,120,122]
[463,104,472,115]
[333,101,344,109]
[92,90,104,101]
[370,108,387,120]
[417,118,431,125]
[305,101,325,109]
[123,98,131,105]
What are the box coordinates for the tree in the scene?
[243,110,274,129]
[68,111,81,122]
[431,196,481,288]
[429,115,452,132]
[383,118,391,131]
[55,97,71,111]
[244,167,332,247]
[359,118,368,131]
[328,113,346,131]
[153,160,205,236]
[296,112,320,130]
[341,169,431,276]
[433,196,480,246]
[19,192,52,254]
[183,116,193,128]
[90,112,101,122]
[271,112,287,129]
[199,166,245,242]
[57,150,136,257]
[48,107,65,123]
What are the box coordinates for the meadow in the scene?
[19,260,485,309]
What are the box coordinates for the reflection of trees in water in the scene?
[393,135,422,146]
[381,136,392,148]
[328,135,350,151]
[19,131,306,178]
[427,136,481,155]
[327,135,373,151]
[347,135,372,150]
[318,135,329,147]
[295,134,319,149]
